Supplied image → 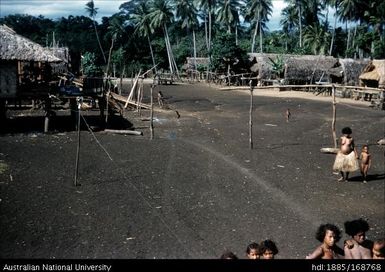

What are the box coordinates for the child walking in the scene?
[360,145,371,183]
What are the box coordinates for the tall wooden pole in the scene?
[332,85,337,148]
[150,84,154,140]
[74,97,82,186]
[249,81,254,149]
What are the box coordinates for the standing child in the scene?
[333,127,359,182]
[285,108,291,122]
[360,145,371,183]
[306,223,344,259]
[157,91,164,108]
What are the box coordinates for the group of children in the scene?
[220,239,279,260]
[220,219,384,260]
[306,219,384,259]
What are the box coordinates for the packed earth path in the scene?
[0,81,384,259]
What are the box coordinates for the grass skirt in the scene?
[333,151,359,172]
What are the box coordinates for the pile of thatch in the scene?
[0,25,61,62]
[338,58,370,86]
[284,55,337,85]
[359,60,385,88]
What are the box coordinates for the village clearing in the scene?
[0,82,384,259]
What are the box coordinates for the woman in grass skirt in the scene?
[333,127,359,182]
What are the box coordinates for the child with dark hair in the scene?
[372,238,385,259]
[360,145,371,183]
[246,242,261,259]
[220,250,238,259]
[333,127,359,182]
[306,224,344,259]
[344,219,373,259]
[259,240,278,259]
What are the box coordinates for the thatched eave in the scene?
[0,25,62,63]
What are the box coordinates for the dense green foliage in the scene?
[1,0,384,76]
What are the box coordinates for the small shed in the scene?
[328,58,370,86]
[284,55,338,85]
[359,60,385,89]
[0,24,61,98]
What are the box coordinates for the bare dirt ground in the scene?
[0,81,384,259]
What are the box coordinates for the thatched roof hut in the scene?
[359,60,385,88]
[284,55,338,85]
[0,25,61,62]
[185,57,209,70]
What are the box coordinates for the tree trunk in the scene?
[148,35,157,75]
[252,20,259,53]
[93,20,106,63]
[329,7,338,56]
[259,20,263,53]
[298,4,302,48]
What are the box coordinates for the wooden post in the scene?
[249,81,254,149]
[44,97,52,133]
[332,84,337,148]
[150,84,154,140]
[74,97,82,186]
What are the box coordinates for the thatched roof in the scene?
[338,58,370,86]
[359,60,385,88]
[0,25,61,62]
[284,55,338,84]
[248,53,291,79]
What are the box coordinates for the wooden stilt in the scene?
[332,85,337,148]
[74,97,82,186]
[150,84,154,140]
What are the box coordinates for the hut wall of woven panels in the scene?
[0,61,17,97]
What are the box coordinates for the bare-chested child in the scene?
[344,219,373,259]
[333,127,359,182]
[360,145,371,183]
[306,224,344,259]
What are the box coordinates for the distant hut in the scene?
[328,58,370,86]
[284,55,337,85]
[186,57,209,71]
[0,24,61,98]
[359,60,385,89]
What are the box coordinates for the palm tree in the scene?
[195,0,217,80]
[174,0,199,70]
[245,0,272,53]
[149,0,178,76]
[284,0,305,48]
[85,0,107,63]
[130,2,158,73]
[216,0,241,34]
[324,0,341,55]
[303,23,330,54]
[105,15,125,76]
